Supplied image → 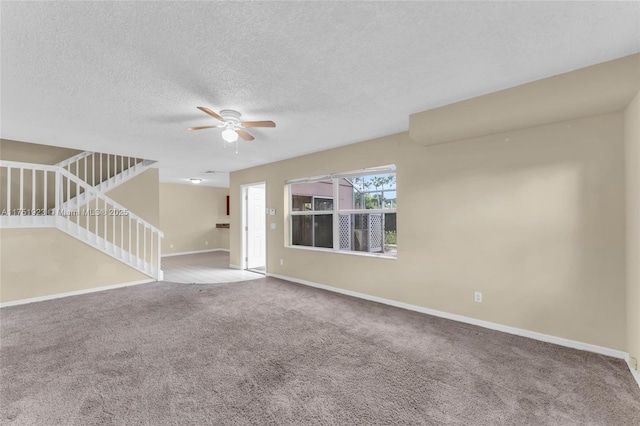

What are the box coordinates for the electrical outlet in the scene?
[205,241,208,246]
[280,259,284,266]
[170,243,174,248]
[474,292,482,303]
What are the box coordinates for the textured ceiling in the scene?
[2,2,639,187]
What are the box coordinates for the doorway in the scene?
[242,183,266,274]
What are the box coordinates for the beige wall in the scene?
[0,228,149,303]
[230,112,627,350]
[0,138,82,164]
[159,183,229,255]
[410,54,639,146]
[107,168,160,228]
[0,139,83,212]
[625,92,640,370]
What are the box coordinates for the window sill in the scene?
[285,244,397,260]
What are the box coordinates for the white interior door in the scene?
[246,185,266,269]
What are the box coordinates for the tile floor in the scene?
[161,251,264,284]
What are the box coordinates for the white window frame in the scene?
[287,165,396,258]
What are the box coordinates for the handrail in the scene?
[1,160,59,172]
[58,168,163,237]
[54,152,147,189]
[0,160,162,236]
[54,151,93,168]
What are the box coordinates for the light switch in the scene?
[269,208,276,215]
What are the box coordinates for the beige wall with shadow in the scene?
[0,139,82,164]
[0,228,149,303]
[625,91,640,370]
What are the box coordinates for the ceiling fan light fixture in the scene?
[189,107,274,148]
[221,128,238,143]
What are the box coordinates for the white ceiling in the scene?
[2,2,638,187]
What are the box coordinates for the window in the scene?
[288,166,397,257]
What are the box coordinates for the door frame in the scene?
[240,182,266,272]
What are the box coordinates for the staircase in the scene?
[0,153,163,280]
[56,151,156,209]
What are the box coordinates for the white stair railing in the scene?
[1,160,163,279]
[55,151,156,209]
[56,151,153,190]
[0,162,58,228]
[55,151,93,174]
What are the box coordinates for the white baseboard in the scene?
[266,273,627,360]
[162,248,229,257]
[229,264,241,270]
[625,355,640,389]
[0,279,155,308]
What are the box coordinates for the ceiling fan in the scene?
[188,107,276,143]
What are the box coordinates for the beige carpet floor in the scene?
[1,278,639,425]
